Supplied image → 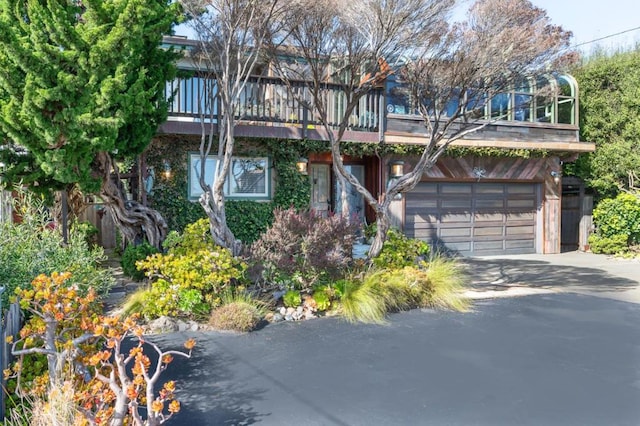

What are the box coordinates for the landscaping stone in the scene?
[147,316,179,333]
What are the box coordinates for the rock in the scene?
[295,306,303,314]
[271,313,284,323]
[273,290,286,301]
[147,316,178,334]
[304,311,316,320]
[279,307,287,316]
[284,314,293,321]
[176,320,189,332]
[286,307,295,316]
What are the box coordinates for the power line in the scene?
[573,25,640,48]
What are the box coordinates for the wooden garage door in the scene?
[405,182,538,255]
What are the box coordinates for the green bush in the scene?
[312,289,331,311]
[135,219,247,319]
[588,233,629,254]
[0,189,113,306]
[373,229,430,269]
[592,193,640,245]
[121,242,159,281]
[249,208,360,290]
[283,290,302,308]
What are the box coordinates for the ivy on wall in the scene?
[145,135,551,243]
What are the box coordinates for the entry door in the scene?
[310,164,330,216]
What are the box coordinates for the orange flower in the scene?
[168,400,181,414]
[151,399,164,413]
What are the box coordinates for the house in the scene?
[137,36,595,256]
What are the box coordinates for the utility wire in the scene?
[573,25,640,48]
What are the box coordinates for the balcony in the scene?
[159,72,594,152]
[159,74,383,144]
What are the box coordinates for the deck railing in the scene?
[165,74,383,132]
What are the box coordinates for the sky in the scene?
[531,0,640,54]
[175,0,640,55]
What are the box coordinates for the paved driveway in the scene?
[155,253,640,426]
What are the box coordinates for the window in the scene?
[188,153,270,200]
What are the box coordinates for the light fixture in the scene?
[389,160,404,179]
[296,157,308,175]
[163,160,172,179]
[551,170,562,185]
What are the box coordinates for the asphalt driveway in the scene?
[153,253,640,426]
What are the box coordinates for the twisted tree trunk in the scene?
[94,151,167,249]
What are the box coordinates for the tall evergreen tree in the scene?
[0,0,181,248]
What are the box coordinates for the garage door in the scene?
[405,182,538,255]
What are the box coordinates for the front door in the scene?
[310,164,331,216]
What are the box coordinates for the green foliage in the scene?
[337,278,387,324]
[338,255,469,323]
[121,242,159,281]
[249,208,360,290]
[226,200,274,243]
[312,289,331,311]
[209,291,266,332]
[0,190,113,306]
[0,0,181,194]
[573,48,640,196]
[592,193,640,245]
[588,233,629,255]
[283,290,302,308]
[135,219,247,318]
[372,228,431,269]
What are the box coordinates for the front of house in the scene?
[134,37,595,256]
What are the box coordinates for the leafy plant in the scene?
[312,289,331,311]
[250,208,360,290]
[136,219,247,318]
[592,193,640,247]
[588,233,629,254]
[121,242,159,281]
[7,272,196,426]
[226,200,275,243]
[283,290,302,308]
[0,189,113,306]
[372,229,430,269]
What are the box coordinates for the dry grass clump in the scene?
[209,292,267,332]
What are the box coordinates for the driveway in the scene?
[155,252,640,426]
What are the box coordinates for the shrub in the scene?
[312,288,331,311]
[0,189,113,306]
[592,193,640,246]
[136,219,247,319]
[338,255,469,323]
[121,242,159,281]
[283,290,302,308]
[373,229,431,269]
[588,233,629,254]
[209,291,266,332]
[249,208,360,290]
[7,272,196,426]
[337,278,386,324]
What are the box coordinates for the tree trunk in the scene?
[199,186,242,256]
[367,206,391,259]
[94,152,167,250]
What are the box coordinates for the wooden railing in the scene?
[165,75,383,132]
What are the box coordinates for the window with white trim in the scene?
[188,153,270,200]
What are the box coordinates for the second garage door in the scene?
[405,182,539,255]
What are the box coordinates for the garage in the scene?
[405,182,539,255]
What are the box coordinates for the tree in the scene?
[269,0,573,258]
[0,0,181,249]
[570,47,640,198]
[180,0,284,254]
